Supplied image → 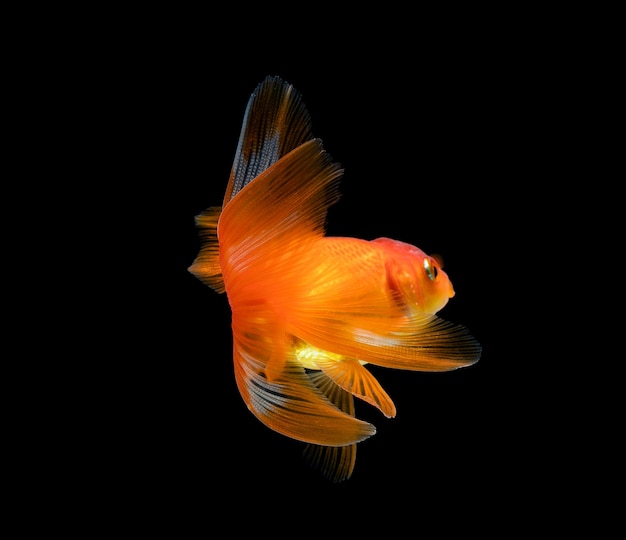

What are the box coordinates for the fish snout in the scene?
[448,281,456,298]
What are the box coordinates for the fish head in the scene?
[375,237,455,315]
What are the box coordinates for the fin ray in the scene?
[188,206,225,292]
[303,370,358,482]
[233,339,376,447]
[217,139,342,293]
[302,443,357,484]
[314,357,396,418]
[293,311,482,372]
[224,76,314,204]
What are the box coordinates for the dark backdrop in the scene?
[137,62,520,500]
[52,22,566,532]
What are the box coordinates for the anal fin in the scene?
[303,370,358,482]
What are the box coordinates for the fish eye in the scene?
[423,257,438,281]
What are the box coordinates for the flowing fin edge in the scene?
[224,76,315,204]
[318,358,396,418]
[188,206,225,293]
[233,340,376,447]
[303,370,358,482]
[292,313,482,372]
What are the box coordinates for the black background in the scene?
[137,59,522,510]
[36,13,594,533]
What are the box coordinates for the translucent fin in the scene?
[232,338,376,447]
[223,76,315,205]
[303,370,358,483]
[314,357,396,418]
[352,315,482,371]
[216,139,342,299]
[307,369,356,416]
[188,206,225,293]
[190,76,317,291]
[295,310,481,372]
[302,441,357,484]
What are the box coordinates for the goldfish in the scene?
[189,75,481,482]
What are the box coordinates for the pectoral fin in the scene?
[349,314,482,371]
[188,206,225,293]
[293,311,481,373]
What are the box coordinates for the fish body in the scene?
[189,76,481,482]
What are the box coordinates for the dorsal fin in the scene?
[223,75,314,204]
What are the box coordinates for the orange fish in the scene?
[189,76,481,482]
